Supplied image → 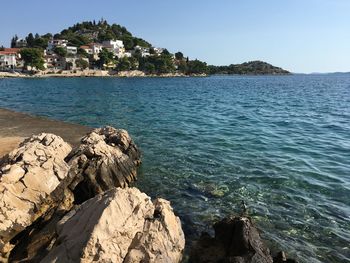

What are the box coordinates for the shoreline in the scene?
[0,108,297,262]
[0,108,91,157]
[0,70,207,79]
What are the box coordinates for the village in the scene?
[0,36,167,72]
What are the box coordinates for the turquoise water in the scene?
[0,75,349,262]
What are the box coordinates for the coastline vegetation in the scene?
[6,20,290,76]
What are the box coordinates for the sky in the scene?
[1,0,349,73]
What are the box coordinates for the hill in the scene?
[208,61,290,75]
[8,20,290,75]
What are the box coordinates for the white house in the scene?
[90,43,103,55]
[15,38,27,48]
[102,40,125,58]
[66,46,77,55]
[0,52,16,69]
[102,40,124,50]
[47,39,68,53]
[80,45,93,55]
[133,45,151,57]
[0,48,21,70]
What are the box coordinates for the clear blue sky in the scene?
[1,0,349,73]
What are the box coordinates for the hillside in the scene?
[8,20,290,75]
[209,61,290,75]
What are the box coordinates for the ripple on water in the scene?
[0,75,350,262]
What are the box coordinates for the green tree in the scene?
[116,57,131,71]
[76,58,89,69]
[54,46,67,57]
[175,52,184,60]
[143,62,156,74]
[187,59,208,74]
[11,35,18,48]
[97,48,115,69]
[177,60,188,73]
[20,48,45,71]
[77,48,88,57]
[122,36,134,50]
[26,33,35,47]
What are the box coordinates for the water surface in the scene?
[0,75,349,262]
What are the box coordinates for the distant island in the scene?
[0,20,290,77]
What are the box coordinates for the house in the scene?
[133,45,150,57]
[102,40,125,58]
[0,48,22,70]
[64,57,89,70]
[102,40,124,50]
[15,38,27,48]
[80,45,93,55]
[47,39,68,53]
[44,54,64,69]
[153,47,165,55]
[89,43,103,55]
[66,46,77,55]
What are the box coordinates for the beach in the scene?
[0,108,90,157]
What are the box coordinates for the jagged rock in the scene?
[65,126,141,203]
[190,216,274,263]
[0,134,72,260]
[41,187,185,263]
[273,251,298,263]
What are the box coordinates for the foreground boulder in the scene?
[0,134,72,259]
[66,126,141,203]
[42,187,185,263]
[190,216,274,263]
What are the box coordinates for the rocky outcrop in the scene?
[0,133,72,260]
[0,128,185,262]
[41,187,185,263]
[66,126,141,203]
[190,216,274,263]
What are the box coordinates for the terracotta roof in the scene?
[3,48,21,53]
[0,51,17,55]
[80,45,90,49]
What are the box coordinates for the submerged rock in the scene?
[42,187,185,263]
[66,126,141,203]
[190,216,274,263]
[0,133,72,260]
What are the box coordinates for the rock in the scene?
[41,187,185,263]
[66,126,141,203]
[190,216,274,263]
[273,251,298,263]
[0,133,72,259]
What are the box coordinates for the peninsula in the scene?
[0,20,290,77]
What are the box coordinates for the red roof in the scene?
[0,51,17,55]
[3,48,21,53]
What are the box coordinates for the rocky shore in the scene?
[0,70,207,78]
[0,110,297,262]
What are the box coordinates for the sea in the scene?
[0,74,349,262]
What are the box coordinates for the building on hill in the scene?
[80,45,93,55]
[0,48,22,70]
[15,38,27,48]
[66,46,77,55]
[133,45,150,57]
[102,40,125,58]
[153,47,165,55]
[47,39,68,54]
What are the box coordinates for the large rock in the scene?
[66,126,141,203]
[42,187,185,263]
[190,216,274,263]
[0,134,72,260]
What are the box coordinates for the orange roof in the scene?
[80,45,90,49]
[3,48,21,53]
[0,51,18,55]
